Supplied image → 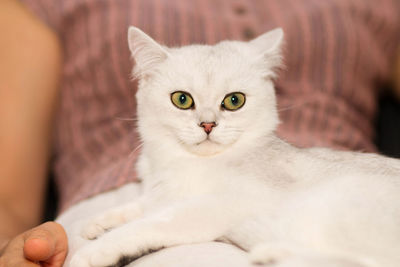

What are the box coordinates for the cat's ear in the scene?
[128,27,169,79]
[250,28,284,78]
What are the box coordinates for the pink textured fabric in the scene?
[19,0,400,213]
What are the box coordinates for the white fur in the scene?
[62,27,400,267]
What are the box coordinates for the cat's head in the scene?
[128,27,283,157]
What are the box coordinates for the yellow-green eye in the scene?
[221,92,246,111]
[171,91,194,109]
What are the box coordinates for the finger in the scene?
[23,222,68,265]
[24,237,53,262]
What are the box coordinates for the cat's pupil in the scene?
[179,94,187,104]
[231,95,239,106]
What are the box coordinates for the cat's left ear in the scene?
[128,27,170,79]
[250,28,284,78]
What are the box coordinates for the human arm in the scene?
[0,0,65,263]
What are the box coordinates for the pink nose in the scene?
[200,122,216,134]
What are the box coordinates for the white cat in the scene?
[61,27,400,267]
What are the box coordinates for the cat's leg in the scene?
[71,195,241,267]
[81,198,145,240]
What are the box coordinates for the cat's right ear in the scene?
[128,27,169,79]
[250,28,284,78]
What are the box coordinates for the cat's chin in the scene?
[185,140,228,157]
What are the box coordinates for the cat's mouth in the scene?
[196,138,219,146]
[189,137,226,156]
[196,136,217,145]
[180,131,234,156]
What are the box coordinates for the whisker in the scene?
[127,142,144,159]
[278,100,311,112]
[115,117,139,122]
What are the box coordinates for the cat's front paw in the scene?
[70,253,92,267]
[81,221,107,240]
[80,214,122,240]
[70,242,122,267]
[81,203,143,240]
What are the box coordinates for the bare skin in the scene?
[0,222,68,267]
[0,0,67,265]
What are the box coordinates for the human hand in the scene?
[0,222,68,267]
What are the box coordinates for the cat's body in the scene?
[63,27,400,267]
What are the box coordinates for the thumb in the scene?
[23,222,68,266]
